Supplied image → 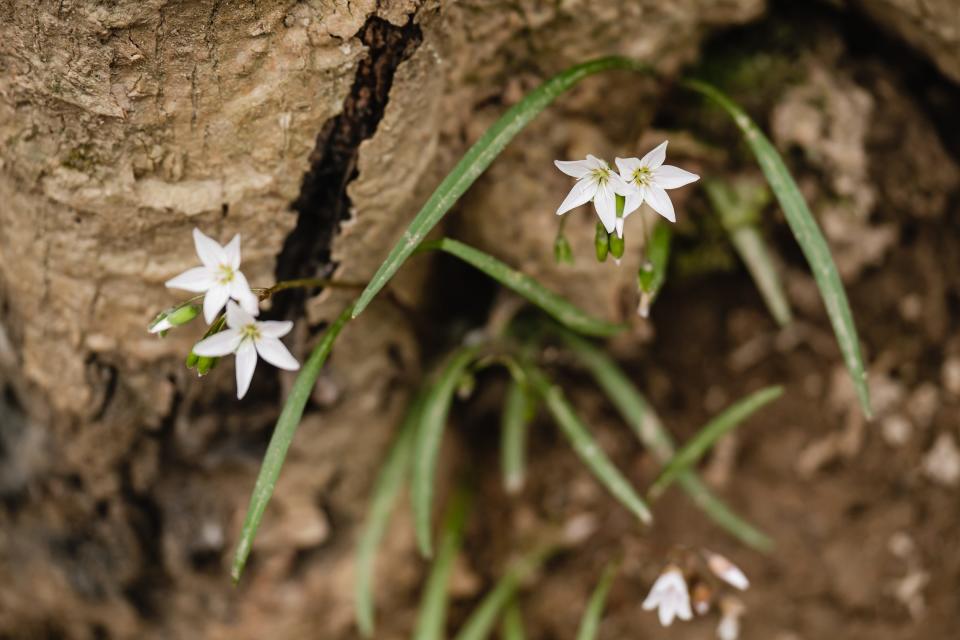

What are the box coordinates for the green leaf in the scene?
[636,221,672,318]
[521,362,652,525]
[554,327,773,551]
[231,303,353,582]
[704,177,792,326]
[501,378,535,494]
[352,57,648,319]
[413,486,472,640]
[501,600,527,640]
[686,79,871,418]
[649,386,783,498]
[355,392,423,637]
[576,562,619,640]
[423,238,624,337]
[413,345,481,557]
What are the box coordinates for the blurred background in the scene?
[1,0,958,638]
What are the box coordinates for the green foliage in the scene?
[575,562,619,640]
[501,379,535,494]
[636,221,672,317]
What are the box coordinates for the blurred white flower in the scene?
[615,141,700,227]
[554,155,633,234]
[704,550,750,591]
[642,565,693,626]
[717,596,746,640]
[192,301,300,399]
[165,228,260,324]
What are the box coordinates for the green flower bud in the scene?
[149,302,201,335]
[594,221,609,262]
[553,233,574,264]
[195,355,219,377]
[185,351,200,369]
[609,232,625,260]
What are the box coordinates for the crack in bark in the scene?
[273,15,423,317]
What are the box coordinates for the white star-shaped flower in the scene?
[642,565,693,627]
[165,228,260,324]
[615,141,700,232]
[191,301,300,399]
[554,154,633,234]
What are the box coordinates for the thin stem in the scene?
[254,277,367,300]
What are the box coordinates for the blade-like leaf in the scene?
[355,392,423,637]
[231,303,353,582]
[686,79,871,418]
[413,487,472,640]
[501,378,535,494]
[413,345,481,557]
[555,327,773,551]
[352,57,648,319]
[501,600,527,640]
[576,562,619,640]
[636,221,672,318]
[424,238,624,337]
[649,386,783,498]
[522,363,652,525]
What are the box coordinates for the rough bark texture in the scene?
[0,0,958,638]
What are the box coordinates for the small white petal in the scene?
[614,156,641,178]
[623,187,645,217]
[645,184,676,222]
[192,328,243,356]
[554,159,593,178]
[593,181,617,233]
[255,336,300,371]
[224,234,242,269]
[639,141,668,169]
[607,171,633,196]
[585,154,609,170]
[257,320,295,339]
[225,300,256,330]
[653,165,700,189]
[675,595,693,621]
[165,266,215,292]
[615,217,625,239]
[556,177,598,215]
[229,271,260,317]
[658,602,676,627]
[193,228,227,269]
[235,340,258,399]
[149,317,174,334]
[717,615,740,640]
[203,285,231,324]
[706,552,750,591]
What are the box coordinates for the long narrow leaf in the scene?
[352,57,648,319]
[501,600,526,640]
[413,345,481,557]
[413,487,472,640]
[576,562,619,640]
[649,386,783,498]
[501,379,534,494]
[355,392,423,637]
[425,238,624,337]
[231,303,353,581]
[686,79,871,418]
[636,221,672,318]
[555,327,773,551]
[522,363,652,525]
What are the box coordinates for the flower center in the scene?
[217,264,235,285]
[632,167,652,186]
[591,166,612,185]
[240,324,261,342]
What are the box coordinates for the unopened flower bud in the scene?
[195,355,219,377]
[554,233,574,264]
[185,351,200,369]
[595,222,610,262]
[149,302,201,335]
[691,580,713,615]
[704,550,750,591]
[608,231,625,260]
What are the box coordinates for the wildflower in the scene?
[191,301,300,399]
[165,228,260,324]
[615,141,700,226]
[554,155,632,234]
[642,565,693,626]
[704,550,750,591]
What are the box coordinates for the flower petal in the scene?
[658,602,676,627]
[229,271,260,317]
[614,156,641,179]
[615,216,625,239]
[193,228,227,269]
[653,164,700,189]
[235,340,258,399]
[585,154,609,170]
[639,141,668,170]
[593,181,617,233]
[623,187,645,217]
[165,266,214,292]
[225,299,256,329]
[645,184,676,222]
[203,285,231,324]
[148,317,174,334]
[257,320,295,338]
[224,233,242,269]
[556,177,597,215]
[255,336,300,371]
[192,328,243,356]
[675,594,693,621]
[554,159,593,179]
[608,171,633,196]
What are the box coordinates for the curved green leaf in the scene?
[501,600,527,640]
[352,57,649,319]
[425,238,624,337]
[501,378,535,494]
[413,345,481,557]
[686,79,871,418]
[576,562,619,640]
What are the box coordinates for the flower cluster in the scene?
[554,141,699,256]
[152,228,299,399]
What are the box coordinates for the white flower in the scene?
[704,550,750,591]
[717,612,740,640]
[642,565,693,627]
[554,154,633,234]
[615,141,700,230]
[192,301,300,399]
[165,228,260,324]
